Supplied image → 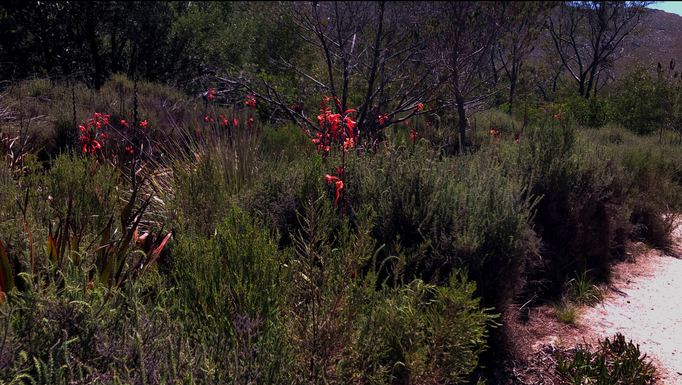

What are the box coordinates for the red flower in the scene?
[140,120,148,128]
[234,118,238,126]
[121,120,129,128]
[417,103,423,112]
[207,89,215,101]
[324,174,345,206]
[334,181,344,206]
[245,95,256,110]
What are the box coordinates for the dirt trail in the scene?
[518,226,682,384]
[579,248,682,383]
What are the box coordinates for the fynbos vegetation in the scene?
[0,1,676,383]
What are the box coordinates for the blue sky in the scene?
[648,1,682,17]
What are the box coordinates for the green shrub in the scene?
[622,149,681,247]
[340,272,495,384]
[279,197,494,384]
[519,121,631,294]
[172,205,286,383]
[0,263,206,384]
[610,66,667,135]
[41,154,121,237]
[173,205,281,326]
[344,140,537,311]
[555,333,658,384]
[565,93,610,129]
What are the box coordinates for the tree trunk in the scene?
[85,5,103,89]
[457,94,467,153]
[509,80,516,116]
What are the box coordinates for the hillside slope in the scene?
[618,8,682,73]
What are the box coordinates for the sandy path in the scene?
[518,229,682,384]
[579,249,682,384]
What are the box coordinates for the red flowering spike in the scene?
[234,118,238,126]
[334,181,344,206]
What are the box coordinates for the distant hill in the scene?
[617,8,682,73]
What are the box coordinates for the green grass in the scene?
[570,270,604,306]
[554,300,579,324]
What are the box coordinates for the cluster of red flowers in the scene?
[410,129,418,144]
[489,129,501,137]
[78,113,109,154]
[311,95,358,154]
[204,113,242,128]
[554,113,565,120]
[378,112,388,125]
[79,112,109,132]
[207,89,215,101]
[245,95,256,110]
[120,119,148,129]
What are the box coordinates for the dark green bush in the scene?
[610,66,667,135]
[345,141,537,310]
[279,198,494,383]
[622,149,681,247]
[565,93,610,129]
